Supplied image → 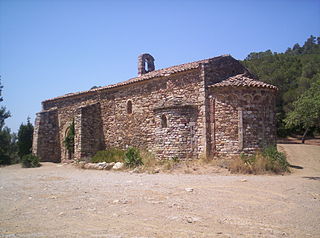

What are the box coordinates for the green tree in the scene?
[0,78,14,165]
[90,85,101,90]
[9,132,19,163]
[0,127,12,164]
[0,77,2,102]
[284,78,320,142]
[0,78,11,130]
[17,118,34,158]
[302,35,317,54]
[63,120,75,159]
[242,35,320,136]
[292,43,302,55]
[0,106,10,131]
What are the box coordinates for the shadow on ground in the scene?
[302,176,320,181]
[289,164,304,169]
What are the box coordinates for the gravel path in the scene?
[0,144,319,238]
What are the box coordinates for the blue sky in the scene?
[0,0,319,133]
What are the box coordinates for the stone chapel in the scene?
[32,54,277,162]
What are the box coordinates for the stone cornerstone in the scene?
[32,54,277,162]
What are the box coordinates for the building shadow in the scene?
[277,141,301,144]
[302,177,320,181]
[289,164,304,169]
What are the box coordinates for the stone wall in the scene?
[37,68,207,161]
[208,87,276,156]
[99,69,206,158]
[154,105,198,159]
[32,109,61,162]
[202,56,250,157]
[74,103,105,160]
[203,56,250,86]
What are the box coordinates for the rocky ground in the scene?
[0,143,319,238]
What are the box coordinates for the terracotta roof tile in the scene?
[210,74,277,90]
[43,55,229,102]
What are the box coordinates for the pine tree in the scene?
[242,35,320,136]
[17,118,34,158]
[0,78,12,164]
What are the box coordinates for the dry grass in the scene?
[139,150,158,172]
[137,151,222,174]
[81,147,289,176]
[138,151,180,173]
[229,154,267,174]
[229,147,290,175]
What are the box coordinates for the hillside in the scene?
[242,35,320,137]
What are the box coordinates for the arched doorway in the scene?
[63,120,75,160]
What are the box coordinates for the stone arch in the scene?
[253,94,261,103]
[64,126,70,137]
[226,94,238,103]
[243,94,253,103]
[63,120,75,161]
[138,53,155,76]
[216,94,226,101]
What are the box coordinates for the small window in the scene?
[127,100,132,114]
[161,114,167,128]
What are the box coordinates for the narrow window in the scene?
[127,100,132,114]
[161,114,167,128]
[238,108,243,150]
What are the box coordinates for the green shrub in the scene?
[124,147,143,168]
[229,147,289,174]
[63,120,75,159]
[21,154,40,168]
[91,148,125,163]
[262,146,289,173]
[0,154,11,165]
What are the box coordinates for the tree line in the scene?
[242,35,320,140]
[0,78,35,165]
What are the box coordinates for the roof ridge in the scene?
[43,55,230,103]
[210,74,277,90]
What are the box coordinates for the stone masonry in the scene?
[33,54,277,162]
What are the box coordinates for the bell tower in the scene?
[138,53,155,76]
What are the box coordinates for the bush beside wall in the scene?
[229,146,289,174]
[21,154,40,168]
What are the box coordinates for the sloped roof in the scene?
[209,74,277,90]
[44,55,229,103]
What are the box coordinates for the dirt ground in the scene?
[0,143,319,238]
